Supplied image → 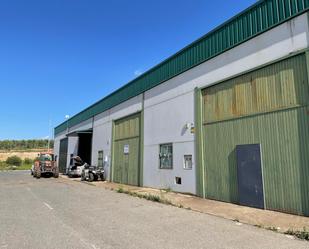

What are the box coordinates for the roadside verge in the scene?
[60,174,309,238]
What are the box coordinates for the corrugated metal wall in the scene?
[203,54,308,123]
[112,113,141,186]
[55,0,309,136]
[202,53,309,216]
[58,138,68,174]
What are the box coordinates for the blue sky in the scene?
[0,0,257,140]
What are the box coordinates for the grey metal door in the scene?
[236,144,264,209]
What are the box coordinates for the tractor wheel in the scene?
[54,168,59,178]
[36,170,41,179]
[88,173,94,182]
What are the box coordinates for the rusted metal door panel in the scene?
[202,54,309,124]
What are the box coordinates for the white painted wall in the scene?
[143,91,196,193]
[91,95,143,181]
[66,136,79,172]
[142,13,309,194]
[53,131,66,165]
[68,118,93,133]
[55,13,309,194]
[54,132,78,172]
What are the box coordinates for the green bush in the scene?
[23,158,33,165]
[6,156,22,166]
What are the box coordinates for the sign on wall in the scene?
[124,144,129,154]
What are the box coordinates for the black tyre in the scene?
[88,173,94,182]
[94,175,98,181]
[54,169,59,178]
[36,170,41,179]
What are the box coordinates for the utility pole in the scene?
[47,116,52,152]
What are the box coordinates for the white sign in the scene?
[124,144,129,154]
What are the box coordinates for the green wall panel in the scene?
[112,113,141,186]
[201,53,309,216]
[114,113,140,141]
[55,0,309,136]
[203,106,309,216]
[203,54,309,123]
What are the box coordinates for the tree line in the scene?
[0,139,54,151]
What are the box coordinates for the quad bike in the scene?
[33,152,59,179]
[81,163,104,182]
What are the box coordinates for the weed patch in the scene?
[285,228,309,241]
[266,226,279,232]
[117,187,124,193]
[116,187,173,205]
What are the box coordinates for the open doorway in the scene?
[78,132,92,165]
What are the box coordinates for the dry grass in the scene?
[0,150,44,161]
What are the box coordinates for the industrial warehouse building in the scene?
[54,0,309,216]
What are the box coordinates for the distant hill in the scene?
[0,139,54,151]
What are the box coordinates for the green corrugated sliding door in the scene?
[112,113,141,186]
[201,53,309,216]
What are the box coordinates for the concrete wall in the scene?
[54,13,309,194]
[53,130,66,166]
[143,91,195,193]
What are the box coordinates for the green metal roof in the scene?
[55,0,309,136]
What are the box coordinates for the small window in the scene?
[175,177,182,185]
[98,150,104,167]
[159,143,173,169]
[184,155,193,170]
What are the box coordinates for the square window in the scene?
[159,143,173,169]
[98,150,104,167]
[184,155,193,170]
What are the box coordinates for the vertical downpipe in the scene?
[194,87,206,198]
[91,116,95,165]
[110,120,115,182]
[139,93,145,187]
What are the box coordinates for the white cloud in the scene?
[134,70,143,76]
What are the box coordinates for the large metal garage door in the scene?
[201,53,309,215]
[112,113,141,186]
[59,138,68,173]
